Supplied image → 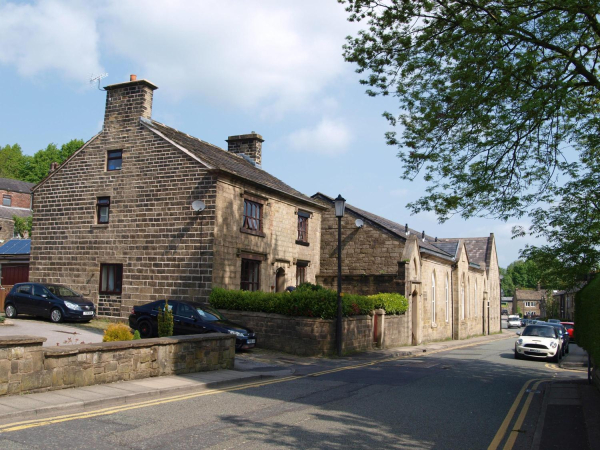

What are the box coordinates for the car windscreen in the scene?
[522,326,556,338]
[196,307,225,321]
[47,285,81,297]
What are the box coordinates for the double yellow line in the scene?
[488,378,551,450]
[0,334,512,434]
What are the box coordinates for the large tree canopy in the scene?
[341,0,600,221]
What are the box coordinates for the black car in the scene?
[129,300,256,350]
[4,282,96,323]
[542,323,570,355]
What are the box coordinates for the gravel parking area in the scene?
[0,317,104,346]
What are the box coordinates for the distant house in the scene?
[552,289,578,321]
[0,238,30,286]
[0,178,34,243]
[513,289,545,317]
[312,193,501,343]
[30,75,324,318]
[501,297,513,314]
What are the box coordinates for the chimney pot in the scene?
[130,74,137,81]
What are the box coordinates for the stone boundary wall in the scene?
[218,309,408,356]
[316,274,406,297]
[0,333,234,396]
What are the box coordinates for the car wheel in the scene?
[550,352,560,363]
[514,350,521,360]
[50,308,63,323]
[137,320,153,338]
[5,304,17,318]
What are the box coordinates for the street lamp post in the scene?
[334,194,346,357]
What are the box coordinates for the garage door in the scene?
[1,265,29,285]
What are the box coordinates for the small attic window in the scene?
[107,150,122,171]
[2,195,11,207]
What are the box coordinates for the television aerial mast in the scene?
[90,73,109,90]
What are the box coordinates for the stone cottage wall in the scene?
[212,176,322,293]
[0,333,234,396]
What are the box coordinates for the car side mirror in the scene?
[516,332,521,336]
[41,294,48,299]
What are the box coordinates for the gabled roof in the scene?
[142,119,323,209]
[0,206,32,220]
[437,237,492,268]
[514,289,544,301]
[0,239,30,255]
[312,192,455,259]
[0,178,35,194]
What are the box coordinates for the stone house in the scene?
[0,178,34,244]
[513,289,545,318]
[312,193,501,343]
[30,76,324,318]
[552,289,578,321]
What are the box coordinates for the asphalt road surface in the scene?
[0,337,586,449]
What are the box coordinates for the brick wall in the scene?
[213,177,322,293]
[0,190,31,209]
[0,333,234,396]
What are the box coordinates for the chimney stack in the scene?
[226,132,264,166]
[49,162,59,174]
[103,75,158,133]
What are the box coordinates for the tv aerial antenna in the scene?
[90,73,109,91]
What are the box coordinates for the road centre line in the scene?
[0,334,513,434]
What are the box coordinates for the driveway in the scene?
[0,317,104,346]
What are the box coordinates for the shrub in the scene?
[103,323,133,342]
[133,330,141,340]
[209,287,408,319]
[158,300,174,337]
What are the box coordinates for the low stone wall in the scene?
[0,333,235,396]
[218,309,408,356]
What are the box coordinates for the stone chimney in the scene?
[49,162,59,174]
[226,132,264,166]
[103,75,158,133]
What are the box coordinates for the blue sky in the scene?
[0,0,543,268]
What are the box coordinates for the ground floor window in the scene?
[296,262,308,286]
[100,264,123,294]
[241,259,260,291]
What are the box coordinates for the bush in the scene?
[158,300,174,337]
[102,323,134,342]
[575,276,600,365]
[133,330,141,340]
[209,287,408,319]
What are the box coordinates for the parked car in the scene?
[4,282,96,323]
[508,315,521,328]
[520,318,527,327]
[548,319,561,324]
[543,323,570,355]
[514,325,562,362]
[561,322,575,342]
[129,300,256,350]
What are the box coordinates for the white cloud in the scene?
[0,1,103,83]
[286,117,353,156]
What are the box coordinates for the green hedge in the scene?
[575,275,600,364]
[209,287,408,320]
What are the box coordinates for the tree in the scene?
[18,139,84,184]
[0,144,26,179]
[12,215,32,238]
[341,0,600,221]
[501,259,541,297]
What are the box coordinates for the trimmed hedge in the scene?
[209,287,408,320]
[575,275,600,364]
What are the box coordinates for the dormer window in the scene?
[107,150,122,171]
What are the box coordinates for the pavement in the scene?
[0,317,104,346]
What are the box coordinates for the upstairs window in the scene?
[297,211,310,243]
[97,197,110,224]
[107,150,122,171]
[100,264,123,295]
[2,195,11,207]
[240,258,260,291]
[242,199,262,232]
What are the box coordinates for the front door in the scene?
[411,290,421,345]
[276,268,285,293]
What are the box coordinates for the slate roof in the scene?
[0,178,35,194]
[437,237,491,268]
[0,206,32,220]
[514,289,544,301]
[141,118,322,208]
[0,239,31,255]
[312,193,455,259]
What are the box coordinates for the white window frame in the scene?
[445,275,449,322]
[431,272,436,324]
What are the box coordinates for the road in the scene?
[0,337,587,449]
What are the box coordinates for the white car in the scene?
[507,315,521,328]
[514,325,561,362]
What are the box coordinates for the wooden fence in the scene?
[0,285,12,312]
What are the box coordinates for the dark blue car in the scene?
[129,300,256,350]
[4,282,96,323]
